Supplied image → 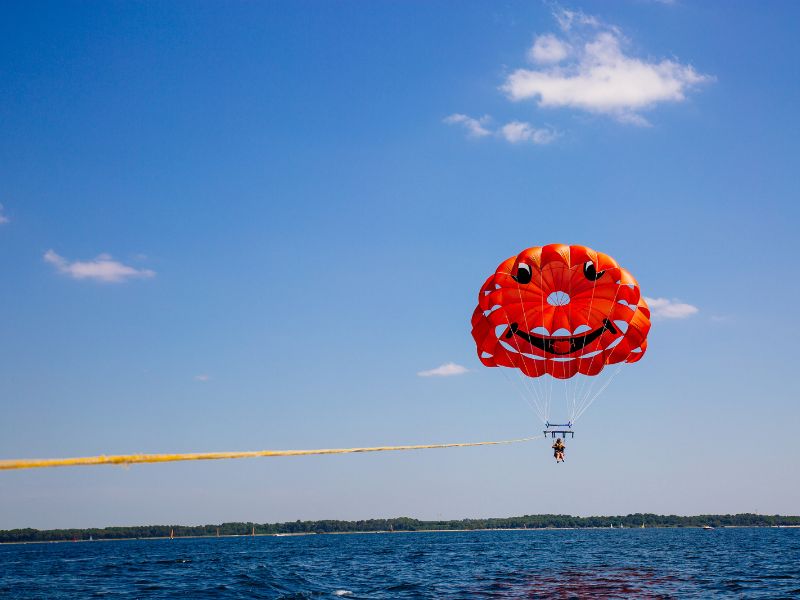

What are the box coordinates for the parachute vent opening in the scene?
[546,291,571,306]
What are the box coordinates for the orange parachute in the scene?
[471,244,651,380]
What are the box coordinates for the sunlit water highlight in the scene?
[2,528,799,598]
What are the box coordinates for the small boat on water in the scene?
[702,525,715,530]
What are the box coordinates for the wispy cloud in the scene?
[443,113,492,138]
[645,297,699,319]
[194,374,211,382]
[553,8,599,32]
[417,362,469,377]
[502,8,711,125]
[446,114,558,145]
[500,121,559,144]
[0,204,9,224]
[44,250,156,283]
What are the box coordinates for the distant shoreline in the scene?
[4,524,800,546]
[3,514,799,545]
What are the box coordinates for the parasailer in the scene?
[552,438,565,463]
[471,244,651,460]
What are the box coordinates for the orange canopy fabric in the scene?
[471,244,651,379]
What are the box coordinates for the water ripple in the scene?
[1,528,798,599]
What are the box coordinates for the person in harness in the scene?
[552,437,565,463]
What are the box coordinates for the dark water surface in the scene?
[2,528,799,598]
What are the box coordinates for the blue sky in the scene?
[1,1,799,529]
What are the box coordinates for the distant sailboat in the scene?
[251,526,255,537]
[216,527,220,538]
[170,529,174,540]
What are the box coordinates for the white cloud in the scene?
[500,121,559,144]
[445,114,559,145]
[44,250,156,283]
[615,112,653,127]
[0,204,8,224]
[194,374,211,382]
[645,297,699,319]
[443,113,492,138]
[417,362,469,377]
[503,12,711,124]
[553,7,600,32]
[529,34,570,64]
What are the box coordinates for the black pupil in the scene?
[583,261,604,281]
[516,265,532,284]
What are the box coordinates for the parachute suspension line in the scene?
[570,275,628,421]
[499,308,547,422]
[0,435,545,472]
[567,261,576,423]
[513,275,548,422]
[498,270,548,424]
[574,362,626,421]
[499,359,545,423]
[540,266,555,424]
[491,269,546,422]
[570,267,605,420]
[572,312,640,422]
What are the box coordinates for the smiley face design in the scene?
[471,244,651,379]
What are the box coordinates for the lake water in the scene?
[1,528,798,598]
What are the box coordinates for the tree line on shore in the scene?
[2,513,799,543]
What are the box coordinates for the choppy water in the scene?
[1,528,799,598]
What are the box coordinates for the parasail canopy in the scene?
[472,243,651,381]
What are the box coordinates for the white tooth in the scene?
[573,324,592,335]
[552,328,571,337]
[532,326,550,336]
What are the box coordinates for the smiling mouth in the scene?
[505,319,618,355]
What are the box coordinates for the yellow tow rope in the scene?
[0,435,542,471]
